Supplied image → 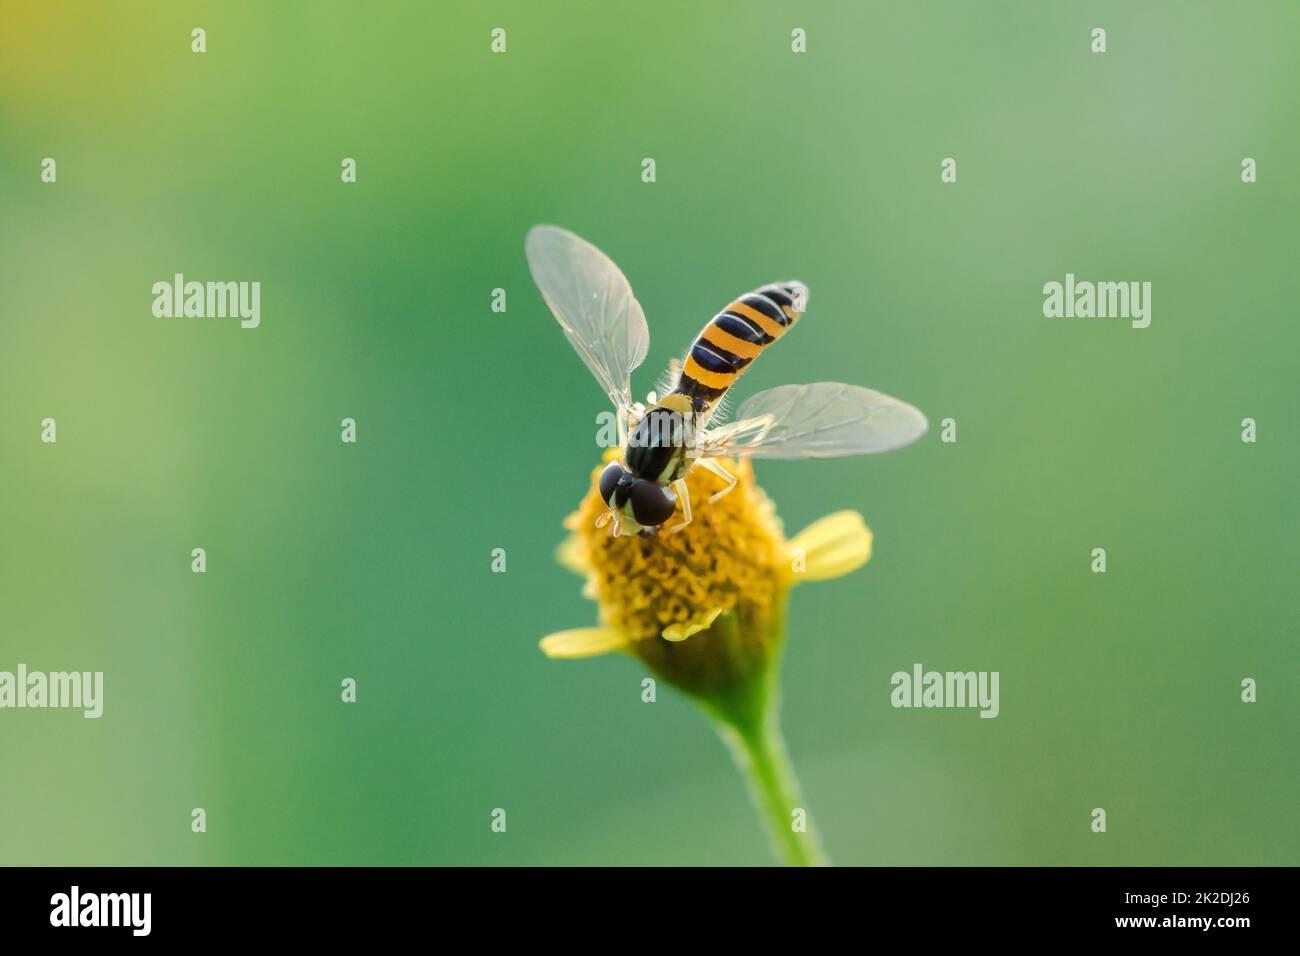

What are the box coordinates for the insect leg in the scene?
[696,457,739,504]
[662,479,693,535]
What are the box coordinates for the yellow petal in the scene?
[539,627,628,659]
[661,606,723,643]
[787,511,873,582]
[554,535,588,576]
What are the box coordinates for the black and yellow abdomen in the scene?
[673,281,807,409]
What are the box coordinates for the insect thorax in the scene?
[624,394,701,486]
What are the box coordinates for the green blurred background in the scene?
[1,1,1296,865]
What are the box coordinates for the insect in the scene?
[525,224,928,537]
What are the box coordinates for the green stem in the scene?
[701,647,829,866]
[718,714,829,867]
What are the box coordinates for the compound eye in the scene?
[598,462,624,506]
[630,482,677,527]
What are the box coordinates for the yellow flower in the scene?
[540,449,873,697]
[538,450,877,867]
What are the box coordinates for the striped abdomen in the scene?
[673,282,807,408]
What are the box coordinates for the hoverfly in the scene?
[525,225,928,537]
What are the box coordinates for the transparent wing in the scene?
[699,382,928,459]
[525,225,649,415]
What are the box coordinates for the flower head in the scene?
[541,449,872,698]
